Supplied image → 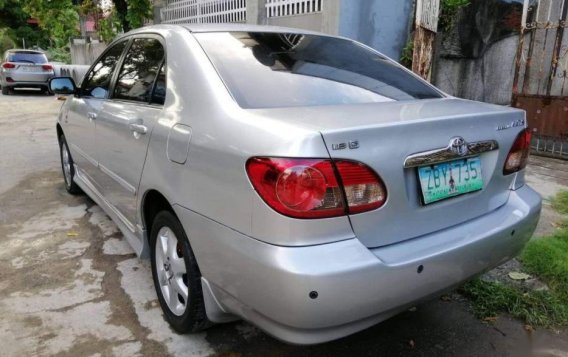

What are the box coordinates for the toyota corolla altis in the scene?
[49,24,542,345]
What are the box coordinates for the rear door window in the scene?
[113,38,165,104]
[195,32,443,108]
[82,40,128,99]
[150,63,166,105]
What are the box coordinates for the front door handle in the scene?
[129,123,148,135]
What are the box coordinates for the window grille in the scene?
[266,0,322,18]
[161,0,246,24]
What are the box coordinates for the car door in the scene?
[95,36,165,227]
[64,40,128,187]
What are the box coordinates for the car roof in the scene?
[126,23,326,37]
[183,23,324,35]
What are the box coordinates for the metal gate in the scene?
[161,0,247,24]
[512,0,568,158]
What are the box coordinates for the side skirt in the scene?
[74,165,149,258]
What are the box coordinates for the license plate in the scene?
[21,66,37,72]
[417,157,483,205]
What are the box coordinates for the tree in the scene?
[99,6,123,43]
[0,28,15,54]
[24,0,80,48]
[112,0,152,33]
[112,0,130,32]
[0,0,50,49]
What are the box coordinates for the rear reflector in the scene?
[335,160,387,214]
[246,157,387,219]
[2,63,15,69]
[42,64,53,71]
[503,128,532,175]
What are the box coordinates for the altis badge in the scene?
[497,119,525,131]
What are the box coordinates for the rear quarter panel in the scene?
[137,29,354,249]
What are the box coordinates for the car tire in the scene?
[59,135,82,194]
[2,86,9,95]
[150,211,211,333]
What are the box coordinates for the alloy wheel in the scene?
[155,226,189,316]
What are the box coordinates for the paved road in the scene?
[0,90,567,356]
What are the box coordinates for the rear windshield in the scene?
[195,32,442,109]
[8,52,48,64]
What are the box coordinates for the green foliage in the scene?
[110,0,152,32]
[1,0,152,63]
[99,6,123,43]
[79,0,99,16]
[439,0,471,33]
[0,0,50,49]
[46,46,71,63]
[24,0,80,48]
[0,28,15,54]
[125,0,153,29]
[400,38,414,69]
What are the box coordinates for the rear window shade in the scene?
[8,52,48,64]
[195,32,442,109]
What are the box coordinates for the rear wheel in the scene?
[2,86,9,95]
[59,135,82,194]
[150,211,210,333]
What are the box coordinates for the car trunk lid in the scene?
[250,98,526,248]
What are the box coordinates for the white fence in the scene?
[266,0,322,18]
[161,0,246,24]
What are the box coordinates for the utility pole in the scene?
[412,0,440,81]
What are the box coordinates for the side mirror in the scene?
[49,77,77,95]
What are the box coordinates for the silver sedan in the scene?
[1,49,54,95]
[49,24,541,345]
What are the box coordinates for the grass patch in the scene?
[461,190,568,327]
[551,190,568,214]
[461,279,568,327]
[521,231,568,300]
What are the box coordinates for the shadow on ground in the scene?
[1,88,51,97]
[207,295,568,357]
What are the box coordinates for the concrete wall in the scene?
[248,0,341,35]
[338,0,414,60]
[54,64,90,84]
[433,35,519,105]
[264,0,341,35]
[70,41,106,65]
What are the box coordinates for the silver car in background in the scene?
[49,24,541,345]
[1,49,54,95]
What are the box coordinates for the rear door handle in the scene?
[129,123,148,135]
[87,112,97,120]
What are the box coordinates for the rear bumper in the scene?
[175,185,541,345]
[1,74,52,87]
[2,81,49,88]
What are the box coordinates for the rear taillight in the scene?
[2,63,15,69]
[41,64,53,71]
[246,157,387,219]
[503,128,532,175]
